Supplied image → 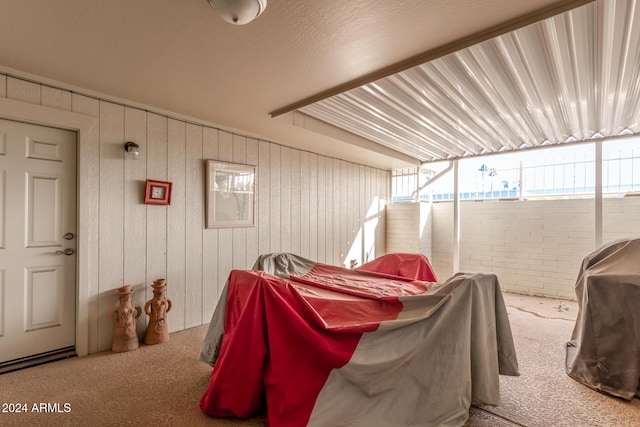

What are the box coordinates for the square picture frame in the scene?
[144,179,172,205]
[206,160,256,228]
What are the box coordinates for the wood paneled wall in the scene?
[0,73,389,353]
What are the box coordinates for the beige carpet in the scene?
[0,326,263,427]
[0,293,638,427]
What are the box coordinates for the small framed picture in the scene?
[144,179,172,205]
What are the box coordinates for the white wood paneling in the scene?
[185,124,204,328]
[42,86,72,111]
[98,101,125,351]
[245,138,259,267]
[269,144,281,251]
[72,94,100,118]
[379,169,389,257]
[257,140,270,257]
[0,129,5,156]
[345,162,352,265]
[123,107,147,337]
[324,158,334,264]
[300,151,310,259]
[167,119,186,332]
[359,165,367,264]
[71,94,100,355]
[364,167,374,263]
[0,74,6,97]
[308,153,318,262]
[316,155,326,263]
[280,146,291,253]
[202,127,219,322]
[346,162,356,266]
[290,149,302,257]
[232,134,247,270]
[217,131,233,305]
[0,74,390,353]
[7,78,40,105]
[342,162,350,266]
[146,113,168,306]
[335,160,343,264]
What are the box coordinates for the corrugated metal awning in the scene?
[297,0,640,163]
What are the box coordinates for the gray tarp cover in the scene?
[200,253,520,426]
[566,238,640,400]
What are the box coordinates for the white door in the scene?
[0,118,77,366]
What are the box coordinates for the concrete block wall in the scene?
[458,199,593,299]
[430,197,640,300]
[385,202,434,269]
[603,197,640,242]
[430,203,453,280]
[386,203,420,253]
[419,202,433,260]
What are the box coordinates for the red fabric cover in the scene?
[199,265,407,426]
[291,262,428,302]
[356,253,437,282]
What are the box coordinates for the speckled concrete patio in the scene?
[466,292,640,427]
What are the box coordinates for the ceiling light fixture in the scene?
[207,0,267,25]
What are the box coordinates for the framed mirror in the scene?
[206,160,256,228]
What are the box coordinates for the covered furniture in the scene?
[566,238,640,400]
[200,253,519,427]
[355,252,437,282]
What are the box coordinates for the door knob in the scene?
[55,248,75,256]
[63,233,75,240]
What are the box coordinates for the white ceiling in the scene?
[0,0,599,169]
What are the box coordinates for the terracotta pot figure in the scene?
[110,285,142,352]
[144,279,172,345]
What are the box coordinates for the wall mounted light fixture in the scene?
[207,0,267,25]
[124,141,140,160]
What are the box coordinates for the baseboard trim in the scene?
[0,347,77,375]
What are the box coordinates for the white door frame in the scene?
[0,96,98,357]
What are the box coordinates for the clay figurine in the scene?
[110,285,142,352]
[144,279,172,345]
